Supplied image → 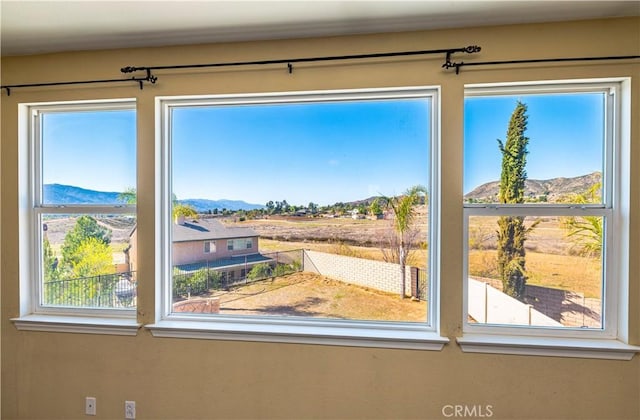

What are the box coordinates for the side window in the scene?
[463,81,619,336]
[23,100,137,314]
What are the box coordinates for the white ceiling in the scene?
[1,0,639,56]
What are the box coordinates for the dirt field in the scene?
[237,213,601,297]
[222,206,428,247]
[208,272,427,322]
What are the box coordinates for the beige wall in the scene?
[2,17,639,419]
[173,237,258,266]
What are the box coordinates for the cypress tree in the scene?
[497,101,530,299]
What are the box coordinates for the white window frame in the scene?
[149,86,447,350]
[204,240,216,254]
[12,99,140,335]
[459,78,639,359]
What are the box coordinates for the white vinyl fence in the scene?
[468,278,562,326]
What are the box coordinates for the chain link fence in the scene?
[172,249,303,298]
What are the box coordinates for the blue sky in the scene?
[42,92,604,205]
[171,99,430,206]
[464,92,604,193]
[42,109,136,192]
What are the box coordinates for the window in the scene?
[204,241,216,254]
[14,99,139,334]
[226,238,252,251]
[151,87,446,349]
[460,79,637,359]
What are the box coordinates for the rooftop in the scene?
[173,218,258,243]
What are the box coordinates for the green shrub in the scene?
[173,268,210,296]
[247,263,272,280]
[269,259,302,277]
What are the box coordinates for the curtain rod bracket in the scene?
[287,63,293,74]
[442,59,463,74]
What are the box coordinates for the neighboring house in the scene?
[350,209,364,220]
[126,218,264,280]
[172,218,259,266]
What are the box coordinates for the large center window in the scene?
[153,87,443,348]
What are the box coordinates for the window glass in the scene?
[164,93,433,323]
[31,103,137,312]
[467,215,603,328]
[42,110,136,205]
[463,85,612,333]
[41,214,137,309]
[464,93,605,205]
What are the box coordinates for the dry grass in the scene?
[209,272,427,322]
[260,238,427,269]
[468,250,602,298]
[258,214,601,298]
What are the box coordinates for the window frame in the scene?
[13,99,140,335]
[204,240,216,254]
[459,78,639,359]
[150,86,447,350]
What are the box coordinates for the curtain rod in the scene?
[1,71,158,96]
[120,45,481,75]
[0,46,478,95]
[443,55,640,74]
[3,50,637,95]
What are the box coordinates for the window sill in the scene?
[457,333,640,360]
[12,314,141,336]
[146,317,448,350]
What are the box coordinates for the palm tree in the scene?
[380,185,427,298]
[561,181,603,257]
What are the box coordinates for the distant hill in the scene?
[43,184,263,211]
[44,184,122,204]
[180,198,263,212]
[464,172,602,202]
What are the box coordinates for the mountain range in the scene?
[44,172,600,211]
[43,184,263,212]
[464,172,601,202]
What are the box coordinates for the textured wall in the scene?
[2,17,639,420]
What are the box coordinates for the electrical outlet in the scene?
[125,400,136,419]
[85,397,96,416]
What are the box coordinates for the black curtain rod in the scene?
[3,50,636,95]
[121,45,481,74]
[443,55,640,73]
[1,71,157,96]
